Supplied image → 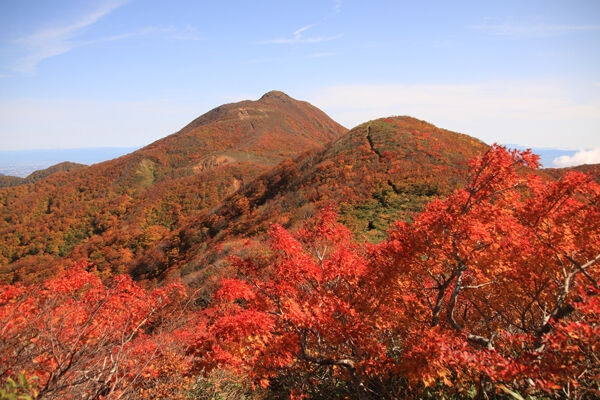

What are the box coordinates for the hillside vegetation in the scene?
[0,91,599,399]
[1,146,598,400]
[0,162,85,188]
[130,116,488,283]
[0,92,346,282]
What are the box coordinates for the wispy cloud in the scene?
[309,52,337,58]
[4,2,201,74]
[553,148,600,167]
[9,1,129,74]
[168,25,203,41]
[83,25,202,46]
[260,24,341,44]
[334,0,343,14]
[472,18,600,36]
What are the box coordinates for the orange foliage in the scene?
[190,146,600,398]
[0,261,195,399]
[0,92,346,283]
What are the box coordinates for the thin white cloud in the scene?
[309,52,337,58]
[168,25,203,41]
[260,24,342,44]
[10,1,129,74]
[4,2,201,74]
[553,148,600,167]
[303,82,600,149]
[295,24,315,37]
[82,26,168,45]
[472,19,600,36]
[334,0,343,14]
[82,25,202,47]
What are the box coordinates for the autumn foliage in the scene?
[136,116,489,283]
[1,145,599,399]
[0,262,195,399]
[191,145,600,398]
[0,91,346,283]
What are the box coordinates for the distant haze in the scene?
[0,1,598,155]
[0,142,585,180]
[0,147,137,177]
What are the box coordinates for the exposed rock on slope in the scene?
[134,116,489,282]
[0,92,347,282]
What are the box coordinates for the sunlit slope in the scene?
[0,91,347,282]
[135,116,489,282]
[0,162,86,188]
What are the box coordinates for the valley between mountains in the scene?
[2,91,595,285]
[0,91,488,283]
[1,91,599,399]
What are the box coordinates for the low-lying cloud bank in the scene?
[553,148,600,167]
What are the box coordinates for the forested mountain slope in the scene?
[3,90,595,287]
[0,162,86,188]
[0,91,347,282]
[545,163,600,183]
[133,116,489,284]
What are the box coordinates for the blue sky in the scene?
[0,0,599,165]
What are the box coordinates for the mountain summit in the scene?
[133,116,490,280]
[5,92,591,285]
[0,92,347,281]
[148,90,346,169]
[259,90,294,101]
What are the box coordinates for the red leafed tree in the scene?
[193,145,600,398]
[378,145,600,396]
[190,207,394,398]
[0,262,193,400]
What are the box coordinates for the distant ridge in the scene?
[133,116,489,281]
[0,147,137,177]
[0,162,86,188]
[0,91,347,282]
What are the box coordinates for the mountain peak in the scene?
[259,90,292,102]
[142,90,348,170]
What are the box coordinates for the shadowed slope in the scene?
[134,116,489,283]
[0,92,347,282]
[0,162,86,188]
[0,175,25,188]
